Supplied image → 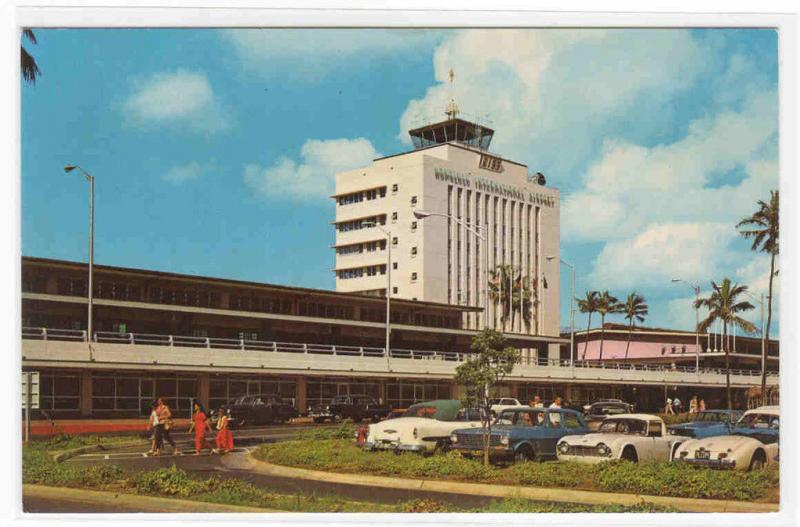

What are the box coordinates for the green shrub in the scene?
[132,466,216,497]
[292,423,356,441]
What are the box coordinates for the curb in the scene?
[248,457,779,513]
[52,440,148,463]
[23,484,276,513]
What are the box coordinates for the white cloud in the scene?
[244,138,379,201]
[123,70,230,133]
[664,295,710,333]
[221,29,441,79]
[163,161,207,184]
[590,223,740,289]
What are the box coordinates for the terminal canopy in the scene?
[408,118,494,151]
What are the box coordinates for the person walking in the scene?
[156,397,181,455]
[213,406,234,455]
[673,396,682,414]
[548,396,562,425]
[699,398,706,412]
[665,397,674,415]
[147,401,161,456]
[188,401,214,455]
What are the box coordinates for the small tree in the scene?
[454,329,521,467]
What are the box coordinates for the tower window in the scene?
[411,221,417,232]
[392,184,398,193]
[392,211,398,222]
[410,196,418,206]
[411,272,418,281]
[410,246,417,256]
[392,237,398,245]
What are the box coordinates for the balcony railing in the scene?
[21,327,778,378]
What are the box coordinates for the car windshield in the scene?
[233,396,252,405]
[495,410,548,427]
[489,399,502,405]
[404,405,439,419]
[591,405,628,416]
[598,419,647,435]
[694,411,726,422]
[736,413,779,430]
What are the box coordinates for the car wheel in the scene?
[621,446,638,463]
[749,450,766,471]
[514,445,533,463]
[313,417,324,424]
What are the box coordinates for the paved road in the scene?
[53,422,496,511]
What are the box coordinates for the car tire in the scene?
[749,450,766,471]
[514,445,533,463]
[621,446,638,463]
[313,417,324,424]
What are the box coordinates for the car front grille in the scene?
[455,432,502,449]
[566,445,599,457]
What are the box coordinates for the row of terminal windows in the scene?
[336,186,387,206]
[336,240,387,256]
[337,264,387,280]
[337,215,387,232]
[298,301,355,319]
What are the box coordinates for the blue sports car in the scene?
[667,410,743,439]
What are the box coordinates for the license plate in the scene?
[695,449,711,460]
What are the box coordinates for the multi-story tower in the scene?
[332,107,560,344]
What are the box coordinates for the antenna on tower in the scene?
[445,68,459,120]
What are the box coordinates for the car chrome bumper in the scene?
[363,440,399,450]
[556,454,610,464]
[675,458,736,469]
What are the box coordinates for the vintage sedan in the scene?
[584,401,634,431]
[489,398,523,416]
[451,407,590,462]
[226,394,298,427]
[673,406,779,470]
[364,399,482,453]
[557,414,678,464]
[667,409,743,439]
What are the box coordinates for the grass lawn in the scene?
[253,425,779,503]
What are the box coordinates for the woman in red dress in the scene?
[213,406,234,454]
[188,402,213,455]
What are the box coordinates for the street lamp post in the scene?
[64,165,94,359]
[671,279,700,377]
[548,256,574,377]
[361,221,392,371]
[413,210,488,329]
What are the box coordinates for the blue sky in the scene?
[21,28,779,335]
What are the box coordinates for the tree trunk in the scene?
[582,313,592,360]
[482,383,490,467]
[598,315,606,361]
[624,321,633,360]
[724,321,732,412]
[762,252,775,405]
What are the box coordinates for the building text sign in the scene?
[433,167,556,207]
[22,371,40,410]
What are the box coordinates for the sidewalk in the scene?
[25,418,190,438]
[23,484,277,513]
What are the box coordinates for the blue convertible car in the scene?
[449,407,590,462]
[667,410,743,439]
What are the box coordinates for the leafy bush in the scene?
[659,413,695,425]
[292,423,356,441]
[478,497,675,513]
[132,466,217,497]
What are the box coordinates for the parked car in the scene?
[386,408,407,420]
[364,399,483,453]
[557,414,679,464]
[673,406,779,470]
[226,394,298,427]
[667,409,743,439]
[489,398,523,416]
[308,394,391,423]
[582,398,627,413]
[450,407,590,463]
[584,401,634,431]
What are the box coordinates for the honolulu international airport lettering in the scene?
[433,167,556,207]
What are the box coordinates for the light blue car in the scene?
[667,410,743,439]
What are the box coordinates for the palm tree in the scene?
[21,29,41,85]
[622,293,649,360]
[488,265,514,329]
[696,278,757,411]
[737,190,779,404]
[596,291,621,361]
[488,265,534,332]
[576,291,599,360]
[511,274,535,332]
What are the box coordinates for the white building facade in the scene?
[332,117,561,351]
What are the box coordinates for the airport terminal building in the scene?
[20,105,779,418]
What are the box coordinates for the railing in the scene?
[21,327,778,378]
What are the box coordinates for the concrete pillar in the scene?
[197,373,210,409]
[564,384,572,401]
[451,381,463,400]
[80,370,92,417]
[547,343,560,362]
[296,376,307,412]
[378,380,386,405]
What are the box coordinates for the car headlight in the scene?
[500,435,509,446]
[558,442,570,454]
[450,434,458,444]
[596,443,611,456]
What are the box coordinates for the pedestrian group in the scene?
[147,398,234,456]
